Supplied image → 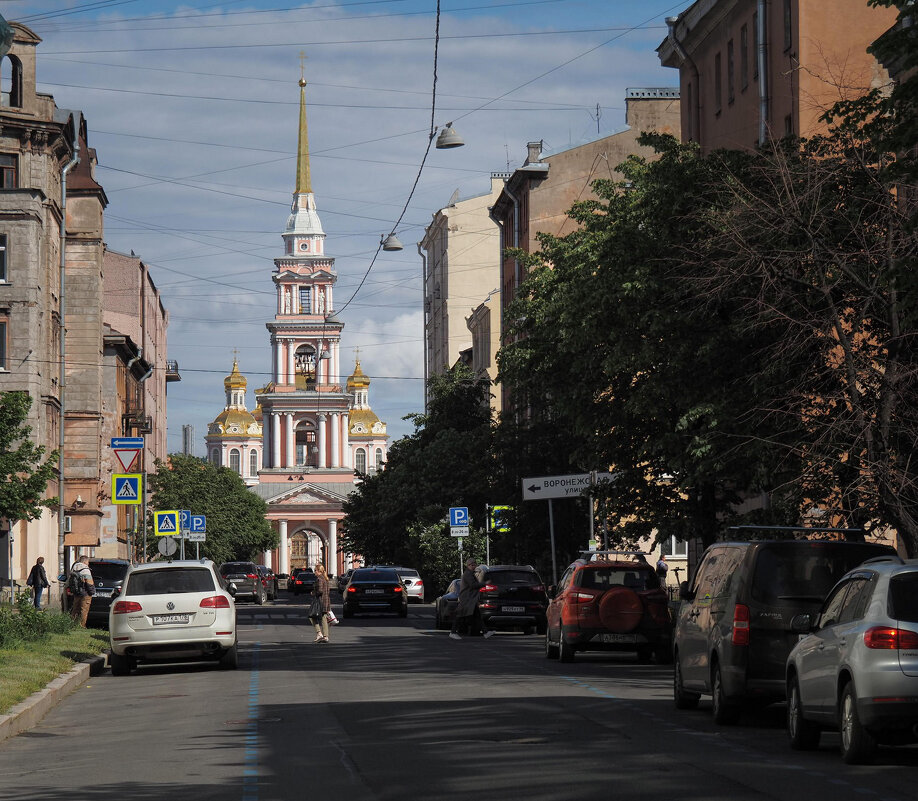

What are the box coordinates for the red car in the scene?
[545,551,672,664]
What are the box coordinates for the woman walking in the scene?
[310,563,331,643]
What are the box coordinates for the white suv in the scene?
[108,559,238,675]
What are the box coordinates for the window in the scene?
[210,449,221,467]
[714,52,722,113]
[727,39,735,104]
[740,25,749,90]
[660,536,687,558]
[752,12,759,79]
[375,447,383,469]
[0,154,17,189]
[250,448,258,476]
[0,234,7,282]
[229,448,241,474]
[1,55,23,108]
[299,286,311,313]
[0,317,7,370]
[783,0,792,50]
[355,448,367,473]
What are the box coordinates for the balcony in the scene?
[165,359,181,382]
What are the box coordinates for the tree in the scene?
[147,454,276,564]
[0,391,59,525]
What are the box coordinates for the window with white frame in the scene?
[0,154,17,189]
[375,447,383,469]
[250,449,258,476]
[660,535,688,557]
[229,448,241,474]
[355,448,367,473]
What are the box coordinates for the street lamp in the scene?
[381,233,404,251]
[435,122,464,149]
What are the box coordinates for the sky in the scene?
[4,0,686,450]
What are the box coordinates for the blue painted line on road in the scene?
[242,642,261,801]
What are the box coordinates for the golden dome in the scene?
[224,359,246,391]
[347,359,370,390]
[349,408,383,438]
[205,409,261,439]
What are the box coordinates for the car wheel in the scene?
[545,629,559,659]
[219,642,239,670]
[674,654,700,709]
[711,661,740,725]
[558,636,575,663]
[109,651,132,676]
[840,681,876,764]
[788,675,821,750]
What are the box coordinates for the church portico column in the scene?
[278,520,289,574]
[286,413,295,467]
[331,412,340,468]
[287,341,295,386]
[271,412,281,468]
[263,550,272,570]
[317,414,327,469]
[327,519,338,576]
[275,340,284,384]
[342,413,350,467]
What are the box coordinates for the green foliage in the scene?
[0,391,59,524]
[0,593,74,649]
[147,454,276,564]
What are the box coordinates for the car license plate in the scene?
[600,633,636,643]
[94,589,113,597]
[503,606,525,613]
[152,614,190,625]
[365,589,384,595]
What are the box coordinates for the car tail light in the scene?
[479,583,499,593]
[393,585,403,592]
[112,600,143,614]
[732,604,750,645]
[531,584,544,592]
[864,626,918,649]
[245,573,257,579]
[416,580,423,586]
[569,591,599,604]
[347,586,356,593]
[200,595,231,609]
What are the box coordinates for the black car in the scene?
[475,564,548,634]
[343,567,408,618]
[291,569,317,595]
[218,561,266,604]
[256,565,278,600]
[66,558,131,627]
[434,578,462,630]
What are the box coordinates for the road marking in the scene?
[242,642,261,801]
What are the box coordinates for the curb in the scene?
[0,654,106,745]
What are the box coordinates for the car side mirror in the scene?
[227,582,238,597]
[679,581,695,602]
[790,613,814,633]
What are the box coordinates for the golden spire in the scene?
[295,52,312,194]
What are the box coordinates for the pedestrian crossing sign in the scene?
[155,510,179,536]
[112,474,142,505]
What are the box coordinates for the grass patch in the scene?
[0,597,109,715]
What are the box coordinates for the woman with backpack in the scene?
[26,556,50,609]
[68,555,95,627]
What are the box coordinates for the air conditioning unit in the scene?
[63,515,72,533]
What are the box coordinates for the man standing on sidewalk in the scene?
[68,555,95,627]
[450,558,494,640]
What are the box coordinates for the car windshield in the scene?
[577,567,652,590]
[750,543,894,604]
[353,569,399,582]
[221,563,255,575]
[485,570,540,586]
[889,572,918,623]
[89,563,129,581]
[126,568,215,595]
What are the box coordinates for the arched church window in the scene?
[375,448,383,469]
[250,449,258,476]
[210,449,221,467]
[296,425,318,467]
[1,56,24,109]
[294,345,317,383]
[355,448,367,473]
[229,448,241,474]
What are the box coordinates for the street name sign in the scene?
[112,474,142,505]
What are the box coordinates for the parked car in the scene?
[786,555,918,763]
[546,551,670,662]
[394,567,425,604]
[343,567,408,618]
[65,558,131,628]
[256,565,278,601]
[275,573,290,592]
[673,539,897,724]
[218,561,265,604]
[108,559,238,675]
[290,568,317,595]
[476,564,547,634]
[434,578,462,630]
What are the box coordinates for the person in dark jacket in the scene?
[310,563,331,643]
[68,555,95,627]
[449,558,494,640]
[26,556,50,609]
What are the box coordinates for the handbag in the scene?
[325,609,339,625]
[308,596,323,619]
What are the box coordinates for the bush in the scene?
[0,591,75,649]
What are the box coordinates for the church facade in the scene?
[206,75,387,577]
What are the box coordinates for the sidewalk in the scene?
[0,654,106,745]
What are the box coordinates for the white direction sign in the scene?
[522,473,592,500]
[186,531,206,543]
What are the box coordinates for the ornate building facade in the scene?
[205,360,263,486]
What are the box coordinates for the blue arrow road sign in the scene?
[449,507,469,527]
[111,437,144,449]
[191,515,206,533]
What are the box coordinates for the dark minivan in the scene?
[673,539,897,724]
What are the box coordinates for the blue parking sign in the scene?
[449,507,469,527]
[190,515,206,533]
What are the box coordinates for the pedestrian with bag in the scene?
[68,554,95,627]
[450,558,494,640]
[26,556,50,610]
[309,562,332,643]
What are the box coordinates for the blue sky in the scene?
[4,1,685,449]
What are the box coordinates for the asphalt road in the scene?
[0,595,915,801]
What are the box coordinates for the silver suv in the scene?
[786,555,918,764]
